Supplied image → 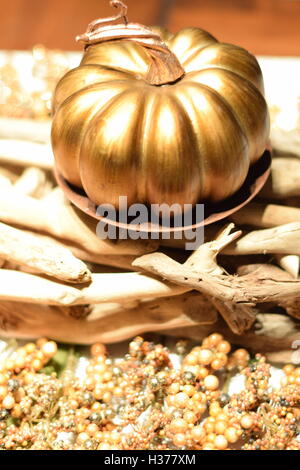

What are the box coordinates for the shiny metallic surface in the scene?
[54,149,271,233]
[51,25,270,211]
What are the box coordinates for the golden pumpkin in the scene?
[51,1,270,210]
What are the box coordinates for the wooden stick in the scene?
[275,254,299,278]
[162,219,300,256]
[0,139,53,169]
[14,167,51,198]
[0,118,51,143]
[184,223,242,275]
[0,186,158,256]
[224,222,300,255]
[90,291,218,325]
[230,203,300,228]
[0,166,21,184]
[0,221,91,283]
[236,264,300,322]
[182,223,256,333]
[260,157,300,199]
[271,128,300,158]
[0,296,211,344]
[133,252,300,307]
[62,243,136,271]
[0,269,188,305]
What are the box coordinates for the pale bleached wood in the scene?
[133,252,300,306]
[89,291,218,325]
[14,167,51,198]
[0,139,53,169]
[61,243,136,270]
[260,157,300,199]
[227,263,300,322]
[0,186,158,256]
[224,222,300,256]
[0,221,91,283]
[0,294,213,344]
[15,228,137,271]
[271,128,300,158]
[0,118,51,143]
[184,223,242,275]
[0,269,188,305]
[275,254,299,278]
[230,203,300,228]
[183,223,256,333]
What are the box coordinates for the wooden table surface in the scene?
[1,0,300,56]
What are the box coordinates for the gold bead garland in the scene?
[0,334,299,450]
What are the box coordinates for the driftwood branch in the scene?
[185,223,242,275]
[275,254,300,278]
[0,118,51,143]
[133,251,300,310]
[260,157,300,199]
[0,186,158,256]
[0,292,217,344]
[230,203,300,228]
[0,269,188,305]
[6,293,298,355]
[0,139,53,169]
[0,221,91,283]
[184,223,256,334]
[225,222,300,255]
[14,167,52,198]
[271,128,300,157]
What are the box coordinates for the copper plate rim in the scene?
[54,149,271,234]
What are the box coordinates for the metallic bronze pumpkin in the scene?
[51,1,270,210]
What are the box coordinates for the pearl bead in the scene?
[0,385,7,401]
[204,375,219,391]
[217,341,231,354]
[168,383,180,394]
[191,425,205,442]
[240,414,254,429]
[198,349,214,365]
[283,364,294,375]
[214,434,228,450]
[2,394,15,409]
[183,385,195,397]
[215,420,227,434]
[170,418,188,434]
[91,343,106,357]
[77,432,89,444]
[225,427,239,443]
[174,392,189,408]
[86,423,99,436]
[184,353,199,366]
[183,411,197,424]
[207,334,223,347]
[173,433,186,447]
[202,443,215,450]
[198,367,209,379]
[41,341,57,358]
[233,349,249,365]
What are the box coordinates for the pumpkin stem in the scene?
[145,46,185,85]
[76,1,128,42]
[76,1,185,86]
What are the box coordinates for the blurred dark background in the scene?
[1,0,300,55]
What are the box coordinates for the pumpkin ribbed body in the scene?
[51,27,270,209]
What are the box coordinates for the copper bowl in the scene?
[54,149,271,236]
